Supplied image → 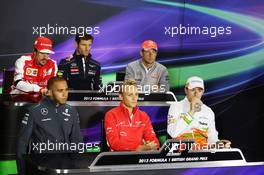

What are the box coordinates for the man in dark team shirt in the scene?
[16,77,83,175]
[58,34,101,90]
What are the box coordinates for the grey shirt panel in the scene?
[125,59,170,91]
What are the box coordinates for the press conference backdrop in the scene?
[0,0,264,174]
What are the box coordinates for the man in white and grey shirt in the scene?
[125,40,170,93]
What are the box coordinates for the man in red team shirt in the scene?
[10,37,57,97]
[104,79,160,151]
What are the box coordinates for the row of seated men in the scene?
[16,76,231,175]
[9,34,169,96]
[10,35,231,174]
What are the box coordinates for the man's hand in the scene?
[40,88,48,96]
[211,140,231,149]
[217,139,231,149]
[189,97,202,116]
[136,141,158,151]
[146,141,158,150]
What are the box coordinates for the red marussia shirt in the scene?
[104,102,160,151]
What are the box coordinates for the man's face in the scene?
[185,87,204,102]
[48,81,69,105]
[120,85,139,109]
[35,51,49,66]
[140,49,157,65]
[76,39,93,57]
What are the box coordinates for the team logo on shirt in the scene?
[43,68,52,76]
[88,70,96,75]
[22,113,29,125]
[40,108,48,115]
[70,63,77,67]
[43,69,47,76]
[70,68,80,72]
[41,118,51,122]
[70,68,79,72]
[70,68,80,75]
[119,131,127,136]
[135,121,143,127]
[89,64,96,68]
[26,68,38,76]
[198,116,209,127]
[199,121,208,126]
[62,108,71,117]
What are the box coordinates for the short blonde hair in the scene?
[119,79,138,94]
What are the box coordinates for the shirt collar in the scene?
[139,60,156,72]
[119,102,139,116]
[73,51,92,61]
[42,97,64,108]
[182,97,191,110]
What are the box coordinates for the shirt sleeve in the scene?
[15,81,42,92]
[58,59,69,81]
[142,112,160,148]
[16,109,34,175]
[124,64,135,80]
[104,111,135,151]
[13,57,42,92]
[93,64,101,90]
[207,109,219,144]
[159,67,170,91]
[50,59,58,78]
[13,57,26,82]
[167,102,194,138]
[70,108,83,145]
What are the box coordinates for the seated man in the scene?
[125,40,169,93]
[58,34,101,90]
[167,76,231,149]
[104,79,160,151]
[16,77,83,175]
[10,36,57,96]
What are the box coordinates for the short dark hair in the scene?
[47,77,67,90]
[75,34,94,44]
